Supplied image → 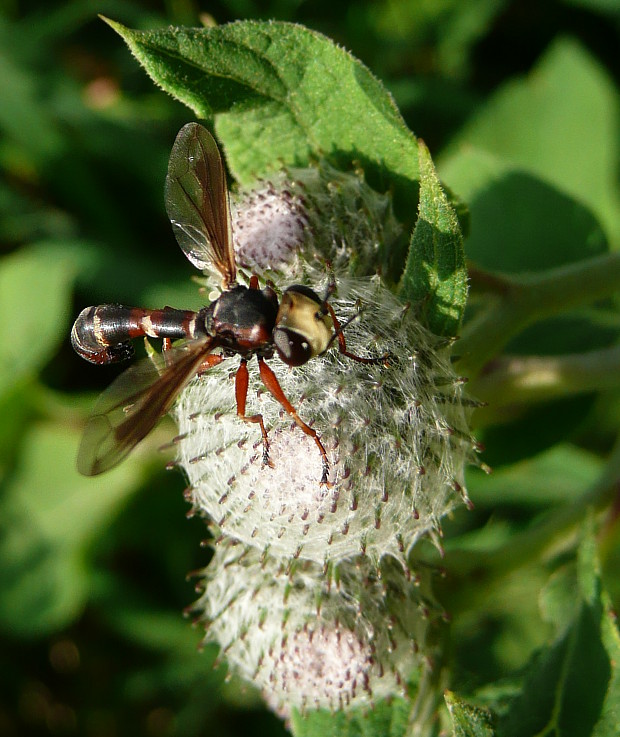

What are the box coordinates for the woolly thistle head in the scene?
[193,540,442,717]
[173,163,480,570]
[230,161,403,278]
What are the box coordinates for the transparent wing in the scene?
[165,123,236,288]
[78,338,216,476]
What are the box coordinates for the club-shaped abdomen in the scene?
[71,304,199,365]
[71,305,134,364]
[272,286,333,366]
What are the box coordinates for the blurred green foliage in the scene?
[1,1,619,736]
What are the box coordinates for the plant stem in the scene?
[406,618,451,737]
[457,253,620,379]
[469,345,620,426]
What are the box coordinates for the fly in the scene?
[71,123,384,483]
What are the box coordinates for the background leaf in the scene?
[499,526,619,737]
[438,154,608,273]
[0,245,75,399]
[290,699,409,737]
[466,443,603,508]
[440,38,620,244]
[0,423,143,636]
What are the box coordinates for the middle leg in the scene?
[235,358,273,467]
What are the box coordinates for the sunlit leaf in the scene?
[441,38,620,242]
[466,444,602,507]
[400,140,467,336]
[103,18,419,227]
[0,245,75,399]
[0,423,143,636]
[439,150,608,272]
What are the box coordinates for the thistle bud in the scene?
[174,165,477,568]
[231,161,402,277]
[178,160,477,718]
[194,541,439,717]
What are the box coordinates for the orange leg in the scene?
[197,353,224,375]
[326,303,390,365]
[235,358,273,467]
[258,357,331,486]
[161,339,224,375]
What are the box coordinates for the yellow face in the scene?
[273,286,333,366]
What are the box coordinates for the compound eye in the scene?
[273,327,313,366]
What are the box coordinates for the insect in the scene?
[71,122,384,483]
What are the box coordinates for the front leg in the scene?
[257,357,331,486]
[326,303,391,366]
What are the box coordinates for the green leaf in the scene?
[540,564,581,637]
[562,0,620,16]
[103,18,419,224]
[0,245,75,399]
[0,423,143,636]
[478,394,597,468]
[366,0,509,79]
[99,591,222,695]
[445,692,496,737]
[594,618,620,736]
[587,533,620,737]
[440,38,620,244]
[290,698,410,737]
[0,22,63,163]
[399,140,467,336]
[0,381,34,475]
[466,443,603,508]
[439,152,608,273]
[499,523,620,737]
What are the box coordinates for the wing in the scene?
[165,122,236,289]
[77,338,216,476]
